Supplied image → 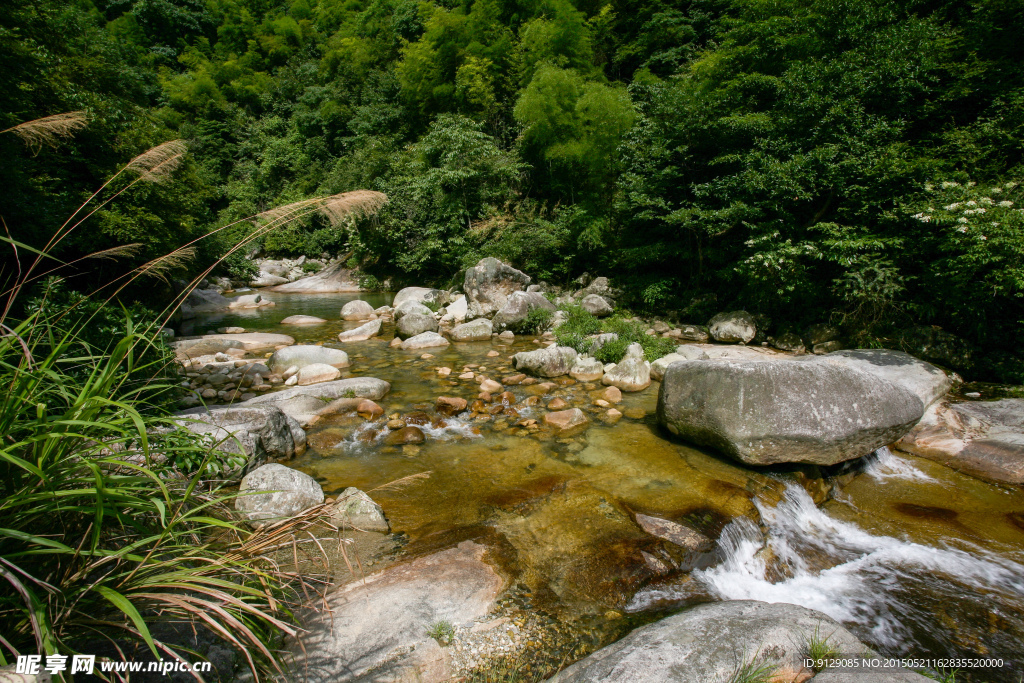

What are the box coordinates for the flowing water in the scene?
[192,292,1024,680]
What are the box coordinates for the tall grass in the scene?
[0,113,386,678]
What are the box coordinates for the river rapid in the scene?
[189,291,1024,681]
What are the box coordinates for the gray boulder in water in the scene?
[555,600,931,683]
[236,463,324,521]
[657,356,925,466]
[449,318,493,342]
[512,345,578,377]
[492,291,555,329]
[396,312,438,339]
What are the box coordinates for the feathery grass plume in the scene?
[318,190,389,226]
[1,111,88,153]
[134,246,196,283]
[125,140,188,182]
[369,471,431,493]
[83,243,144,261]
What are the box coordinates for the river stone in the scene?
[246,377,391,404]
[579,294,613,317]
[570,355,604,382]
[650,353,686,381]
[337,318,382,342]
[555,600,905,683]
[332,487,389,533]
[340,299,377,321]
[450,318,493,342]
[175,405,300,471]
[512,345,578,377]
[440,295,468,324]
[634,514,713,551]
[658,357,925,466]
[822,349,950,408]
[280,315,327,325]
[269,345,349,373]
[392,286,449,309]
[543,408,589,431]
[602,343,651,392]
[247,395,330,428]
[895,399,1024,484]
[393,299,434,320]
[677,324,709,342]
[464,257,531,318]
[290,541,502,682]
[492,291,555,329]
[385,426,425,445]
[770,332,806,353]
[296,363,342,385]
[708,310,756,344]
[236,463,323,521]
[436,396,468,415]
[804,322,840,346]
[401,331,450,350]
[228,293,275,309]
[396,312,439,339]
[573,276,618,304]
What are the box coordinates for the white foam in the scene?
[863,446,936,483]
[693,484,1024,649]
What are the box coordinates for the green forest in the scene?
[1,0,1023,379]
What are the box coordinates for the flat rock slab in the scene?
[244,377,391,404]
[634,514,712,551]
[173,333,294,358]
[280,315,327,325]
[338,318,383,342]
[269,345,349,373]
[554,600,920,683]
[292,541,503,683]
[271,261,361,292]
[822,349,950,408]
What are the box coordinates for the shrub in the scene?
[221,251,260,282]
[597,316,677,362]
[553,303,602,352]
[301,260,324,273]
[507,307,552,335]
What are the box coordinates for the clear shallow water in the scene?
[191,292,1024,679]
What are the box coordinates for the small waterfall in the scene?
[862,446,936,482]
[692,484,1024,666]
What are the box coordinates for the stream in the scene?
[188,291,1024,681]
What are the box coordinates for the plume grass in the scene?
[1,111,88,153]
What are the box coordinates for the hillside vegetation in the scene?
[1,0,1022,379]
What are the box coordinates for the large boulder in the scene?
[245,377,391,404]
[676,324,709,343]
[512,345,578,377]
[251,272,289,287]
[555,600,929,683]
[464,258,531,318]
[180,288,230,318]
[570,355,604,382]
[449,318,493,342]
[675,344,776,361]
[492,291,556,329]
[235,463,323,521]
[822,349,950,408]
[401,332,450,350]
[337,319,382,342]
[175,405,301,471]
[269,345,349,373]
[289,542,502,682]
[396,312,439,339]
[573,276,619,304]
[650,353,686,381]
[579,294,613,317]
[341,299,377,321]
[895,398,1024,484]
[270,261,361,293]
[708,310,756,344]
[392,287,449,309]
[657,357,925,466]
[602,343,652,392]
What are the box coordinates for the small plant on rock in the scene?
[727,656,779,683]
[507,307,553,335]
[806,624,841,671]
[426,619,455,645]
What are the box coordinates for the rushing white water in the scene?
[862,446,936,483]
[690,484,1024,657]
[331,413,483,452]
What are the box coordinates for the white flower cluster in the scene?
[962,208,987,215]
[998,200,1014,207]
[912,212,932,222]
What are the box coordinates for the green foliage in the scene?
[553,303,602,352]
[727,657,779,683]
[302,260,325,273]
[425,619,455,644]
[806,624,841,671]
[222,252,260,282]
[596,316,676,363]
[507,307,553,335]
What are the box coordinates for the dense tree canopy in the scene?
[1,0,1022,379]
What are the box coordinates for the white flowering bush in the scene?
[907,179,1024,315]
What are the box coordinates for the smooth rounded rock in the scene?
[450,318,493,342]
[708,310,756,344]
[341,299,377,321]
[338,319,383,343]
[512,345,578,377]
[401,332,450,351]
[296,363,342,385]
[269,345,349,373]
[331,487,390,533]
[396,312,438,339]
[236,463,323,521]
[280,315,327,325]
[602,343,651,392]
